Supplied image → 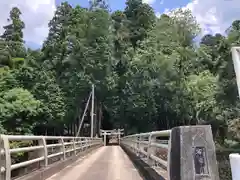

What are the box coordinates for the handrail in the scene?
[0,126,222,180]
[121,126,222,180]
[0,135,102,180]
[121,130,171,170]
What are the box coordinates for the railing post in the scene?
[83,138,86,151]
[103,132,106,146]
[89,138,91,148]
[81,138,87,152]
[75,137,79,153]
[80,137,83,151]
[137,136,142,157]
[0,135,11,180]
[138,136,145,158]
[72,138,76,156]
[86,138,90,149]
[118,129,121,145]
[59,138,65,160]
[38,137,48,167]
[90,138,93,147]
[147,133,156,166]
[132,136,136,152]
[147,133,151,163]
[134,136,138,154]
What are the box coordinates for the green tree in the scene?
[1,7,26,60]
[42,2,72,79]
[124,0,155,48]
[0,88,41,134]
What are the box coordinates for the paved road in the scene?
[47,146,143,180]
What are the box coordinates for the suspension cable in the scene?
[76,91,92,137]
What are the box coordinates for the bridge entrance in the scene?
[100,129,124,146]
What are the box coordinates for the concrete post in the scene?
[38,137,48,167]
[168,125,219,180]
[229,153,240,180]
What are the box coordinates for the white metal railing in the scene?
[121,130,171,170]
[0,135,102,179]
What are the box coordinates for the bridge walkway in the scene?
[46,146,143,180]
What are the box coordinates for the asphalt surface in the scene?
[46,146,143,180]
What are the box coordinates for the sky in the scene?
[0,0,240,49]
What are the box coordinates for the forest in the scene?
[0,0,240,147]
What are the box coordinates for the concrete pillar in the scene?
[168,125,219,180]
[229,153,240,180]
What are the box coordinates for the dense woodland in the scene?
[0,0,240,147]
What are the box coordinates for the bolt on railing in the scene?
[0,135,102,180]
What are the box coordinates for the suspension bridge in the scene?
[0,125,220,180]
[1,48,240,180]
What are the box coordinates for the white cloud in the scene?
[142,0,156,5]
[156,12,161,18]
[0,0,56,45]
[163,0,240,35]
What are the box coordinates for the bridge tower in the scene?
[76,84,100,138]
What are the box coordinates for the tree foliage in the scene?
[0,3,240,144]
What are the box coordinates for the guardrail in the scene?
[121,125,220,180]
[121,130,170,170]
[0,135,102,180]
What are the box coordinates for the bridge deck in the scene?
[46,146,143,180]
